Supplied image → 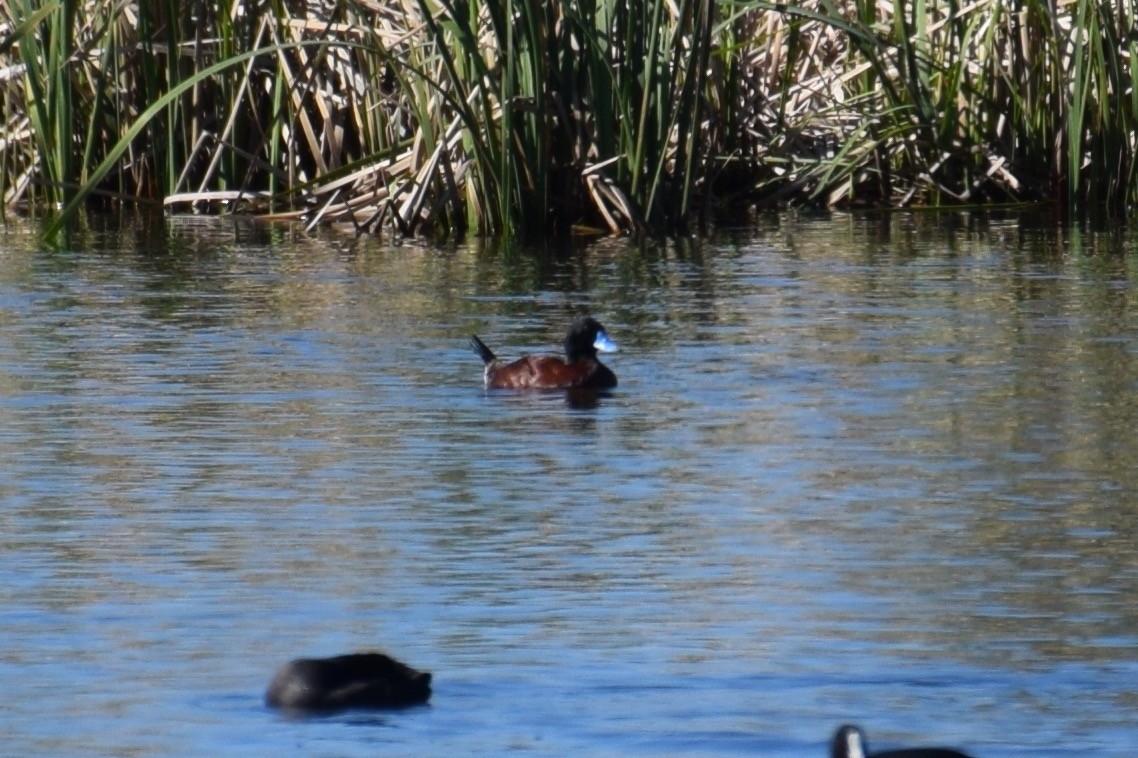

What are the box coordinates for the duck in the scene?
[265,652,431,712]
[470,317,619,390]
[831,724,976,758]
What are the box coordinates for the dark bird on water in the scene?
[265,652,431,712]
[831,724,977,758]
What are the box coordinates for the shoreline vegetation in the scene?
[1,1,1135,240]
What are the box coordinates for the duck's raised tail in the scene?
[469,335,496,364]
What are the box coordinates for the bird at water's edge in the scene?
[470,317,619,390]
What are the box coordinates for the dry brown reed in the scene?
[1,0,1135,239]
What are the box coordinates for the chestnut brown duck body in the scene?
[470,317,619,390]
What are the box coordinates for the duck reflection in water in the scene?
[831,724,976,758]
[470,317,619,391]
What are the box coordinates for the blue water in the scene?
[1,214,1136,756]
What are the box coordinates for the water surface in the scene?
[1,214,1137,756]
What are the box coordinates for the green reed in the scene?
[2,0,1137,240]
[741,0,1138,214]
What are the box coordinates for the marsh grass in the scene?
[1,0,1136,239]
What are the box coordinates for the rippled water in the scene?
[1,214,1137,756]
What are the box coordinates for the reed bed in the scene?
[1,0,1136,238]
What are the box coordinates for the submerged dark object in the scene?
[470,317,619,390]
[831,725,976,758]
[265,652,432,711]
